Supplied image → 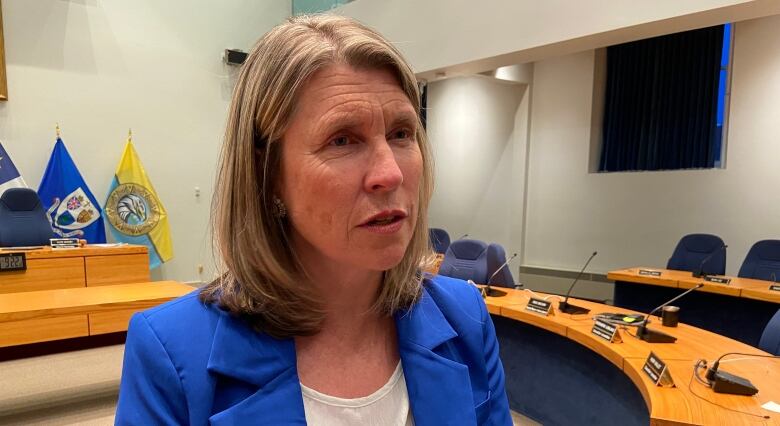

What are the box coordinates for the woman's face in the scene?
[279,64,422,274]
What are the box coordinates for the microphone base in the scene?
[692,270,705,278]
[558,301,591,315]
[636,326,677,343]
[709,370,759,396]
[484,287,507,297]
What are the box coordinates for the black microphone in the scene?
[457,233,469,240]
[692,244,727,278]
[635,284,703,343]
[484,253,517,298]
[558,251,597,315]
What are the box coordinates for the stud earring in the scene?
[272,196,287,218]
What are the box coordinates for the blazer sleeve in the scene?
[115,313,189,426]
[475,286,513,426]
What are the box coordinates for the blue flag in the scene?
[38,138,106,243]
[0,141,28,196]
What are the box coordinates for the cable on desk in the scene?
[688,359,771,420]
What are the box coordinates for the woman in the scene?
[115,14,511,426]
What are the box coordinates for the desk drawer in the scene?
[0,257,85,293]
[89,309,140,335]
[0,315,89,347]
[85,254,150,286]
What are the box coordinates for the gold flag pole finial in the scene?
[56,123,61,138]
[128,128,133,141]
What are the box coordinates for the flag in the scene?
[0,141,28,196]
[104,137,173,269]
[37,138,106,243]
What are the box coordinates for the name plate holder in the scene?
[525,297,554,316]
[50,238,79,249]
[769,285,780,292]
[591,319,622,343]
[642,352,675,388]
[638,269,662,277]
[704,276,731,284]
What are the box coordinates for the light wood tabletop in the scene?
[608,267,780,304]
[480,286,780,425]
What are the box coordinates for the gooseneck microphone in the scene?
[485,253,518,298]
[457,233,470,240]
[692,244,727,278]
[635,283,704,343]
[558,251,598,315]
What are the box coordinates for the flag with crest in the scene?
[38,137,106,243]
[103,134,173,269]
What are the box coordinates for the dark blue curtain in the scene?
[599,25,724,171]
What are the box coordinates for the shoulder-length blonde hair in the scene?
[200,14,434,338]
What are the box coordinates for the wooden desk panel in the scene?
[89,309,139,335]
[484,288,780,425]
[0,257,85,294]
[0,315,89,347]
[85,254,150,286]
[608,268,683,288]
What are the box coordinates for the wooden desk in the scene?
[0,244,150,293]
[482,287,780,425]
[0,281,193,347]
[608,267,780,303]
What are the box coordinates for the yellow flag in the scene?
[103,138,173,268]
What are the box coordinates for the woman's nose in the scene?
[364,140,404,193]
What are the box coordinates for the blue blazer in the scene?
[115,275,512,425]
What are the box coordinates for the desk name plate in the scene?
[704,276,731,284]
[770,285,780,292]
[638,269,662,277]
[642,352,675,387]
[0,252,27,272]
[525,297,554,316]
[591,319,622,343]
[50,238,79,249]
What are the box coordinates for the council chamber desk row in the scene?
[480,286,780,426]
[609,267,780,346]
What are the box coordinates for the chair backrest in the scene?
[759,309,780,355]
[738,240,780,281]
[429,228,451,255]
[666,233,726,275]
[486,243,514,288]
[0,188,54,247]
[438,239,489,283]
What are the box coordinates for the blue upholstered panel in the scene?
[428,228,450,255]
[438,239,489,283]
[486,243,514,288]
[666,233,726,275]
[738,240,780,281]
[0,188,54,247]
[759,309,780,355]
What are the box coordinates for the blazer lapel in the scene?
[396,288,476,426]
[206,313,306,425]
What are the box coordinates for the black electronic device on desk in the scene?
[0,251,27,272]
[635,284,704,343]
[695,352,780,396]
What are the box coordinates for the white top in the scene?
[300,362,415,426]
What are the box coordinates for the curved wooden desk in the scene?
[481,287,780,425]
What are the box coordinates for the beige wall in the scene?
[524,15,780,277]
[0,0,291,283]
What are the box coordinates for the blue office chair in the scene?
[666,233,726,275]
[429,228,451,255]
[486,243,515,288]
[0,188,55,247]
[759,309,780,355]
[438,239,489,283]
[737,240,780,281]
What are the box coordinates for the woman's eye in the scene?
[390,129,412,140]
[329,136,350,147]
